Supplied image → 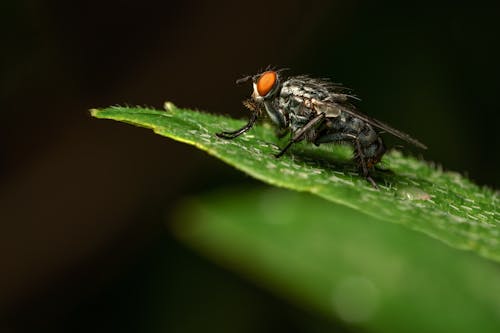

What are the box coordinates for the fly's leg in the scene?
[216,111,258,139]
[275,113,325,158]
[314,132,379,188]
[372,138,387,172]
[354,139,378,188]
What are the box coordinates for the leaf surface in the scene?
[91,105,499,261]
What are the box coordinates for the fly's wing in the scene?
[289,76,426,149]
[335,103,428,150]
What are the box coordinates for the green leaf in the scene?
[90,104,499,261]
[172,188,500,333]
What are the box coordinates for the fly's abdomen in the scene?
[315,116,386,167]
[362,136,386,167]
[356,122,386,167]
[357,122,378,147]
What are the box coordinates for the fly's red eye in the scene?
[256,71,277,96]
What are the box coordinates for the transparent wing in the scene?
[332,103,428,150]
[288,75,427,149]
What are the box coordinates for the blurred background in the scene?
[1,0,499,331]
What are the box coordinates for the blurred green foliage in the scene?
[173,188,500,333]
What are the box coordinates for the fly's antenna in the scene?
[236,75,252,85]
[276,67,290,74]
[264,65,289,73]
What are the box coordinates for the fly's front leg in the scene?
[216,110,258,139]
[275,113,325,158]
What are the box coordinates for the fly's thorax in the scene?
[289,112,312,133]
[280,77,331,102]
[280,78,342,119]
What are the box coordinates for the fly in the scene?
[216,68,427,187]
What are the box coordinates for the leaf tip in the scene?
[89,108,101,117]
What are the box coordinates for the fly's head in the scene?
[236,69,285,103]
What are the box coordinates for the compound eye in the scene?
[256,71,277,97]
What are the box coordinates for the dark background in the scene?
[1,0,499,332]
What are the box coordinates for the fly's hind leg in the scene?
[315,132,378,187]
[354,139,378,188]
[358,137,387,188]
[371,138,388,173]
